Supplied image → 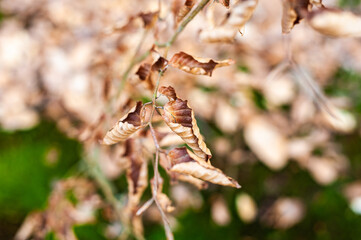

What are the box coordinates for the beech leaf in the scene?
[102,102,144,145]
[176,0,195,24]
[307,8,361,37]
[159,86,212,161]
[169,51,234,76]
[167,147,241,188]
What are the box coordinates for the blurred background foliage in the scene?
[1,67,361,240]
[1,0,361,239]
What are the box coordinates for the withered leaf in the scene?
[168,147,241,188]
[126,139,148,210]
[199,27,237,43]
[217,0,230,8]
[307,8,361,37]
[282,0,310,34]
[226,0,258,29]
[151,56,169,72]
[169,51,234,76]
[102,102,144,145]
[136,63,155,90]
[159,86,212,161]
[138,11,158,29]
[176,0,195,24]
[171,172,209,189]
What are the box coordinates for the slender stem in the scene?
[83,148,130,239]
[156,0,210,47]
[117,29,149,96]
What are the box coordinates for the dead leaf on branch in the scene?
[171,172,209,189]
[159,86,212,161]
[176,0,195,24]
[226,0,259,29]
[167,147,241,188]
[281,0,310,34]
[138,11,159,29]
[217,0,230,8]
[125,139,148,211]
[307,8,361,37]
[102,102,144,145]
[169,51,234,76]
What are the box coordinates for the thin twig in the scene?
[116,29,149,98]
[156,0,211,48]
[83,147,130,239]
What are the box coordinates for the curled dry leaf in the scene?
[282,0,310,33]
[102,102,144,145]
[138,12,159,29]
[217,0,230,8]
[171,172,209,189]
[307,8,361,37]
[176,0,195,24]
[136,63,155,90]
[159,86,212,161]
[167,147,241,188]
[226,0,259,29]
[199,27,237,43]
[169,51,234,76]
[126,140,148,210]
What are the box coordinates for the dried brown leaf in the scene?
[199,27,237,43]
[226,0,258,29]
[217,0,230,8]
[176,0,195,24]
[168,147,241,188]
[159,86,212,161]
[171,172,209,189]
[126,140,148,210]
[307,8,361,37]
[282,0,310,33]
[138,11,159,29]
[102,102,143,145]
[169,51,234,76]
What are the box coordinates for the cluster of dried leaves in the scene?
[1,0,361,239]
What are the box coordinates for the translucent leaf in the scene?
[167,147,241,188]
[176,0,195,24]
[281,0,309,34]
[125,139,148,210]
[159,86,212,161]
[226,0,258,29]
[102,102,144,145]
[169,51,234,76]
[307,8,361,37]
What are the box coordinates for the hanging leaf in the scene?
[159,86,212,161]
[171,172,209,189]
[136,63,155,90]
[167,147,241,188]
[176,0,195,24]
[169,51,234,76]
[307,8,361,37]
[199,27,237,43]
[125,139,148,210]
[281,0,310,34]
[138,11,159,29]
[217,0,230,8]
[226,0,259,29]
[102,102,144,145]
